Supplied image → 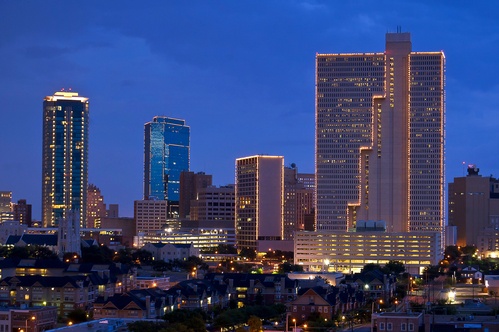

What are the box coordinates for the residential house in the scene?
[288,287,338,324]
[204,273,299,307]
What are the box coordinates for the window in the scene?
[379,322,385,331]
[401,323,406,331]
[387,322,392,331]
[408,323,414,331]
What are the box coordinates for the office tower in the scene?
[179,171,213,219]
[448,165,499,248]
[86,184,106,228]
[190,185,235,222]
[235,155,284,250]
[315,32,445,235]
[144,116,190,218]
[13,199,32,226]
[42,90,89,227]
[106,204,119,218]
[0,191,11,212]
[134,200,169,233]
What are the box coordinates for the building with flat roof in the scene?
[294,230,440,274]
[235,155,284,250]
[144,116,190,218]
[315,32,445,237]
[448,165,499,248]
[42,91,89,228]
[134,199,168,233]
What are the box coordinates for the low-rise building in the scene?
[142,243,199,262]
[288,287,337,324]
[294,230,441,274]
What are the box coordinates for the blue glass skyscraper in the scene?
[42,90,89,227]
[144,116,190,217]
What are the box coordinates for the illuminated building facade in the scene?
[283,167,314,240]
[315,32,445,236]
[134,199,168,233]
[0,191,11,212]
[86,184,106,228]
[144,116,190,218]
[42,91,89,227]
[294,230,440,274]
[235,155,284,250]
[448,165,499,248]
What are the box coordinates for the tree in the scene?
[163,309,206,332]
[278,262,303,274]
[423,265,441,281]
[248,315,262,332]
[81,245,114,263]
[239,248,257,260]
[383,260,405,275]
[444,245,461,260]
[66,308,88,324]
[132,249,153,264]
[361,263,382,273]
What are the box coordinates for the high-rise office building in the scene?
[315,32,445,236]
[144,116,190,218]
[86,184,106,228]
[134,199,169,234]
[42,91,89,227]
[179,171,212,219]
[190,185,235,222]
[235,155,284,250]
[0,191,11,212]
[448,165,499,248]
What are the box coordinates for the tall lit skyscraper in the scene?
[235,155,284,250]
[144,116,190,217]
[42,90,89,227]
[315,32,445,235]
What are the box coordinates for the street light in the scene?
[292,318,296,332]
[26,316,35,332]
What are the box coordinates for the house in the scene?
[142,243,199,262]
[204,273,299,307]
[288,287,338,324]
[460,266,482,284]
[93,288,168,319]
[0,275,93,316]
[164,279,228,311]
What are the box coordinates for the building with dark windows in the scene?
[42,90,89,228]
[315,32,445,237]
[144,116,190,218]
[179,171,212,219]
[13,199,32,227]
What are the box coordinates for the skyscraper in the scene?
[235,155,284,250]
[87,184,106,228]
[144,116,190,217]
[42,90,89,227]
[315,32,445,235]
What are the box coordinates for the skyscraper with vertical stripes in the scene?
[315,32,445,238]
[42,90,89,227]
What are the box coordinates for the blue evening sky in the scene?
[1,1,498,218]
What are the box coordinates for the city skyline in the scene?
[1,2,499,218]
